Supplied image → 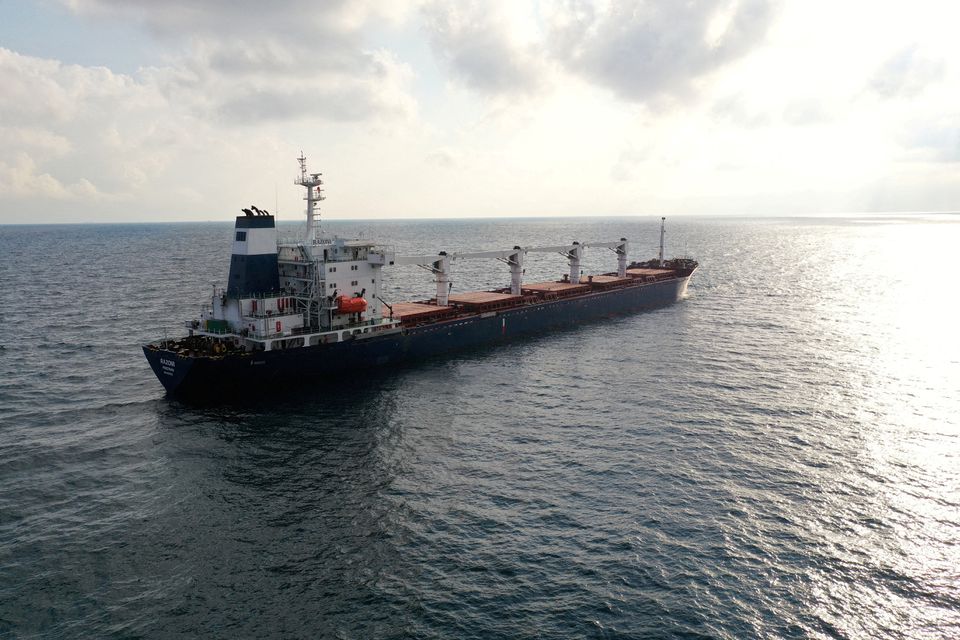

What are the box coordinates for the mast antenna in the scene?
[295,152,324,243]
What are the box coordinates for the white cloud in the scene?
[423,0,777,105]
[422,0,549,95]
[869,46,946,99]
[0,0,421,222]
[62,0,410,39]
[0,127,73,158]
[147,43,416,125]
[1,0,960,222]
[425,148,459,169]
[61,0,419,126]
[0,48,172,210]
[544,0,776,103]
[0,153,105,200]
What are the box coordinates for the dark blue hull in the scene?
[144,275,691,398]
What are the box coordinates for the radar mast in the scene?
[295,152,325,243]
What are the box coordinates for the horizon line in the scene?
[1,210,958,226]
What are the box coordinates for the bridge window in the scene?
[235,231,247,241]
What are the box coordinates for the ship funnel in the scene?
[227,213,279,297]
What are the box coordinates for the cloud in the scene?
[149,43,415,125]
[611,146,648,182]
[4,0,960,221]
[0,0,420,220]
[422,0,547,95]
[0,153,104,200]
[0,127,73,159]
[0,47,176,207]
[422,0,776,106]
[543,0,775,103]
[781,99,831,126]
[711,94,771,128]
[902,122,960,163]
[425,148,458,168]
[869,45,945,99]
[62,0,401,40]
[0,48,129,126]
[61,0,418,126]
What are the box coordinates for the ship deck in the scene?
[626,267,676,280]
[392,265,694,327]
[522,281,590,297]
[447,291,523,308]
[390,302,454,322]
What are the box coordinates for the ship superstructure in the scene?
[144,155,698,396]
[194,154,397,352]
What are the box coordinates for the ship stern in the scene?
[142,344,197,395]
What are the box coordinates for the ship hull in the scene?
[144,275,692,398]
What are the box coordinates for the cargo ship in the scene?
[143,155,698,397]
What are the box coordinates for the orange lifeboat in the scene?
[335,295,368,314]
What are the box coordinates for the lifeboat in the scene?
[335,295,367,314]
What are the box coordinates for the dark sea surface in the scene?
[1,215,958,639]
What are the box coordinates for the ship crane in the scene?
[524,243,587,284]
[395,239,630,304]
[581,239,630,278]
[659,217,666,267]
[396,247,526,305]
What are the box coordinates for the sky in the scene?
[0,0,958,223]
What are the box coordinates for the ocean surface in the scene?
[1,215,958,639]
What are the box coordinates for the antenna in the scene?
[294,152,325,243]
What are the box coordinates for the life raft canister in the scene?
[335,295,368,314]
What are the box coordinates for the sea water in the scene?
[1,215,958,638]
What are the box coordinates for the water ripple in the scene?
[1,217,959,638]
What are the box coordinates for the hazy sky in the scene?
[1,0,958,223]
